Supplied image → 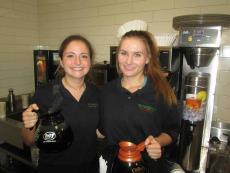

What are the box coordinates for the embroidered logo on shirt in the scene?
[87,103,98,108]
[138,104,155,113]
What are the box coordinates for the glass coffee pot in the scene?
[32,84,73,153]
[112,141,149,173]
[35,109,73,153]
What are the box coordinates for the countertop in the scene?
[0,110,24,149]
[0,110,37,171]
[0,142,36,170]
[0,111,23,127]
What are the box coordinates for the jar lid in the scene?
[118,141,143,162]
[118,148,141,162]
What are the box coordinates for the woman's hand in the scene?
[145,135,162,160]
[22,104,39,129]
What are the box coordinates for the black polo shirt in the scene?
[99,76,180,146]
[33,79,99,172]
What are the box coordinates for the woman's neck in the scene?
[121,74,145,93]
[62,76,86,101]
[62,76,85,92]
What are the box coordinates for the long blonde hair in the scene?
[117,30,177,106]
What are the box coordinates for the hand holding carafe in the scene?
[22,103,73,153]
[22,104,39,130]
[145,135,162,160]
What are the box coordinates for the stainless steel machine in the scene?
[173,14,230,173]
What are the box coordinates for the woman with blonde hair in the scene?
[99,30,180,173]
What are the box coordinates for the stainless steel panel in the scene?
[0,117,23,149]
[178,27,221,47]
[173,14,230,30]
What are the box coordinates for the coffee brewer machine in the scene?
[173,14,230,173]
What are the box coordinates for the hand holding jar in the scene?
[22,104,39,129]
[145,135,162,160]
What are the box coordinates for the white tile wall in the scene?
[0,0,38,97]
[114,11,153,25]
[132,0,174,12]
[174,0,227,8]
[0,0,230,122]
[98,2,133,15]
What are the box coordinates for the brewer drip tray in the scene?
[211,121,230,143]
[173,14,230,30]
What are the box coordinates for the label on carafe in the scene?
[43,131,57,143]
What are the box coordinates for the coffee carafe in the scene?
[112,141,148,173]
[34,84,73,153]
[35,110,73,153]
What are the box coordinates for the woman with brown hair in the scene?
[99,30,180,172]
[21,35,99,173]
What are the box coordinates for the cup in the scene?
[0,101,6,119]
[21,94,29,109]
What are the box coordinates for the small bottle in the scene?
[8,88,16,112]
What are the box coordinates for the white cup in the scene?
[0,101,6,119]
[21,94,29,109]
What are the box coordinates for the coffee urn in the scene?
[179,72,210,171]
[173,14,230,173]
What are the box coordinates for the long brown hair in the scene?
[117,30,177,106]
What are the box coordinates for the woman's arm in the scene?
[21,126,36,146]
[155,132,172,147]
[21,104,39,146]
[145,103,181,160]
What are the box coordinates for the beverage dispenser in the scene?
[180,72,210,170]
[34,48,59,89]
[173,14,230,173]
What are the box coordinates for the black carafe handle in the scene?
[28,109,47,130]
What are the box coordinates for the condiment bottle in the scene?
[8,88,15,112]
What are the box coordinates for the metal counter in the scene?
[0,111,24,149]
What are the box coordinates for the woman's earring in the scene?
[59,60,64,68]
[146,57,150,64]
